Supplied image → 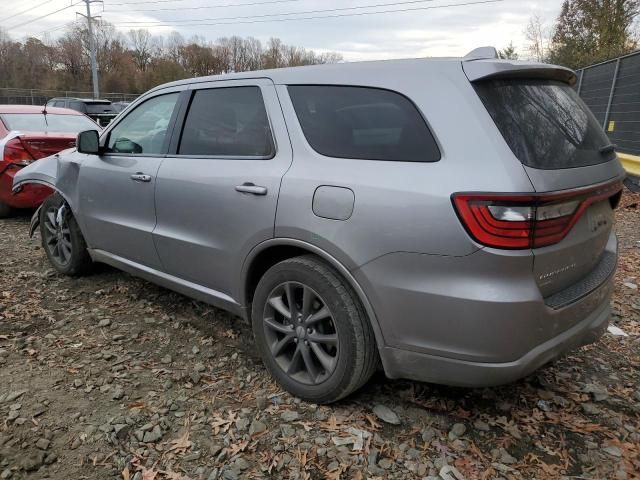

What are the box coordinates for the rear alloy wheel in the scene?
[40,194,92,275]
[252,255,378,403]
[263,281,339,385]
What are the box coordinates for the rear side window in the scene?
[474,79,615,169]
[178,86,274,157]
[69,101,86,113]
[86,102,116,114]
[288,85,440,162]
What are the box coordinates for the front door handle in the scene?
[235,183,267,195]
[130,173,152,182]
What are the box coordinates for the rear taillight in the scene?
[452,181,623,249]
[3,138,34,166]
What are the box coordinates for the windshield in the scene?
[1,113,98,133]
[474,79,615,169]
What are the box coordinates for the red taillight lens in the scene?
[3,138,34,165]
[452,181,623,249]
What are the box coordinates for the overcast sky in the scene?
[3,0,563,61]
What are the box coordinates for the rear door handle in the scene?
[130,173,152,182]
[235,183,267,195]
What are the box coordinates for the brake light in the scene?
[3,138,34,165]
[452,181,623,249]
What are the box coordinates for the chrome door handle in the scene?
[130,173,152,182]
[235,183,267,195]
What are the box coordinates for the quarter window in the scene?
[178,86,274,157]
[107,93,179,154]
[288,85,440,162]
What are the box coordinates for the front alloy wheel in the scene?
[39,194,92,275]
[263,281,338,385]
[42,203,73,268]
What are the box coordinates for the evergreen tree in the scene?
[548,0,639,68]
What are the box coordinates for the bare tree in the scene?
[128,29,156,72]
[525,14,548,62]
[263,37,284,69]
[166,31,184,63]
[0,23,343,93]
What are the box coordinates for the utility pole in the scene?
[78,0,102,99]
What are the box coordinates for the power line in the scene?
[34,20,77,37]
[115,0,444,24]
[5,1,84,31]
[108,0,187,4]
[106,0,304,13]
[114,0,502,27]
[117,0,443,24]
[0,0,57,24]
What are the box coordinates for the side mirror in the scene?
[77,129,100,154]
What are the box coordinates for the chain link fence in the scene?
[0,88,139,106]
[576,50,640,156]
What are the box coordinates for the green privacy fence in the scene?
[576,50,640,156]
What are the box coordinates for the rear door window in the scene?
[178,86,274,157]
[473,79,615,169]
[288,85,440,162]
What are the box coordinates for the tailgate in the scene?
[469,69,626,298]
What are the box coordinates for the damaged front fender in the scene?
[13,150,82,206]
[13,150,84,237]
[13,152,62,193]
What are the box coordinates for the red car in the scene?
[0,105,100,217]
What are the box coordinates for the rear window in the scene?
[474,79,615,169]
[288,85,440,162]
[86,102,116,114]
[69,101,87,113]
[1,113,97,133]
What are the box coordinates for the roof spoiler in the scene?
[463,46,499,61]
[462,47,577,86]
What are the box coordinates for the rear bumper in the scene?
[380,294,610,386]
[1,168,52,208]
[354,233,616,386]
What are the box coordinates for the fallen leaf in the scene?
[141,468,158,480]
[167,428,192,454]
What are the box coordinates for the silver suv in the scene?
[14,48,626,403]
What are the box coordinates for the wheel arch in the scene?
[27,186,81,238]
[240,238,387,353]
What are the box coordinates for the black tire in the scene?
[251,255,378,403]
[40,194,92,275]
[0,201,12,219]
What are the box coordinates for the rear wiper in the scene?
[599,143,617,154]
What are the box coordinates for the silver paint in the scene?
[13,55,625,387]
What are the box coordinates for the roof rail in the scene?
[463,46,499,61]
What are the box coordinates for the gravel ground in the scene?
[0,192,639,480]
